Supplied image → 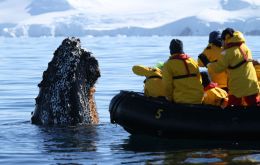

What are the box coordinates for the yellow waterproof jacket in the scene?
[198,44,228,88]
[208,31,260,97]
[203,83,228,107]
[132,65,166,97]
[162,54,204,104]
[254,64,260,85]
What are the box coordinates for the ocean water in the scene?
[1,36,260,164]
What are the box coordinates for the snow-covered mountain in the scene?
[1,0,260,37]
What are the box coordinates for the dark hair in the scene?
[221,28,235,40]
[169,39,184,54]
[200,71,211,88]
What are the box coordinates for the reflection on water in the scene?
[123,135,260,152]
[39,125,98,153]
[119,134,260,164]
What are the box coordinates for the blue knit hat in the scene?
[209,31,222,47]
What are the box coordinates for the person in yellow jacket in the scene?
[132,64,166,97]
[200,71,228,108]
[253,60,260,85]
[198,31,228,91]
[199,28,260,106]
[162,39,204,104]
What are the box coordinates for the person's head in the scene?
[200,71,211,88]
[209,31,222,47]
[221,28,235,42]
[169,39,184,55]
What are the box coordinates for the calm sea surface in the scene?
[1,36,260,164]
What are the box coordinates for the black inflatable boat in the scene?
[109,90,260,140]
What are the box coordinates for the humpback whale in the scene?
[31,37,100,125]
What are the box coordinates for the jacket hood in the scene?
[227,31,246,44]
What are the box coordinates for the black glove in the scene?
[198,53,210,67]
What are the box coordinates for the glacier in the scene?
[0,0,260,37]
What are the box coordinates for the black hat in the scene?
[221,28,235,40]
[209,31,222,47]
[200,71,211,88]
[169,39,184,54]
